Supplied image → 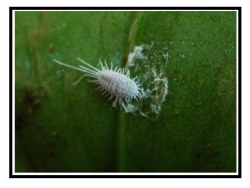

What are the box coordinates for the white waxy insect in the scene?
[54,58,144,108]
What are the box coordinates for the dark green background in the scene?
[15,11,236,172]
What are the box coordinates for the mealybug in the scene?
[54,58,144,108]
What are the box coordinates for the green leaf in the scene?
[15,11,236,172]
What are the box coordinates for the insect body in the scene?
[54,58,144,107]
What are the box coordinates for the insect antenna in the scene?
[76,57,100,72]
[72,74,87,86]
[54,59,99,78]
[54,59,85,72]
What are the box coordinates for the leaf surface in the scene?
[15,11,236,172]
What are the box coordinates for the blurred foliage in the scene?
[15,11,236,172]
